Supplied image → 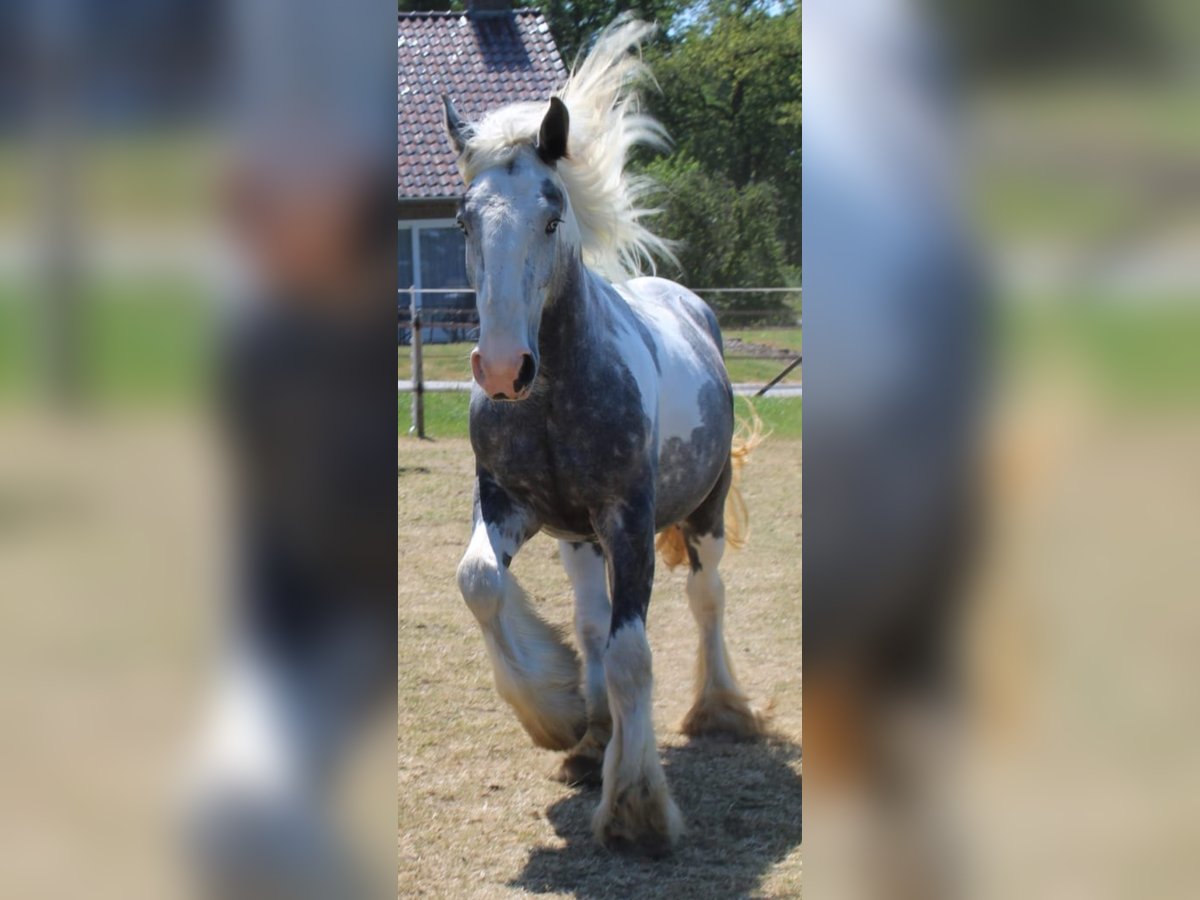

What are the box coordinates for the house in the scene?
[398,1,567,341]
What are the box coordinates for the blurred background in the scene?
[960,0,1200,895]
[0,1,397,897]
[0,2,223,896]
[2,0,1199,895]
[805,0,1200,898]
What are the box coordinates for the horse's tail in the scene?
[725,404,765,551]
[655,404,766,569]
[656,523,689,570]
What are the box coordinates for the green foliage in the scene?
[530,0,684,65]
[643,155,793,321]
[644,5,801,267]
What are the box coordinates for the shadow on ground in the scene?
[510,735,802,899]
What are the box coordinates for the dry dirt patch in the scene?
[398,437,802,899]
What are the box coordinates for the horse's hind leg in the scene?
[680,461,767,739]
[555,540,612,786]
[457,473,585,751]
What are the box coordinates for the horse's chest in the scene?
[471,391,652,534]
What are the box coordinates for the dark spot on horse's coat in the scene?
[540,178,563,208]
[478,470,515,523]
[655,379,731,528]
[501,552,512,568]
[506,156,518,175]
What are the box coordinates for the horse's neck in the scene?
[540,259,612,364]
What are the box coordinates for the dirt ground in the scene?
[398,437,802,899]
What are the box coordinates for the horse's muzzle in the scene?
[472,348,536,401]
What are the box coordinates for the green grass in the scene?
[725,326,802,353]
[400,347,801,385]
[400,391,474,440]
[1002,298,1200,407]
[399,344,473,382]
[0,133,214,226]
[726,356,801,383]
[978,172,1139,241]
[401,392,800,441]
[400,326,803,393]
[0,293,34,397]
[0,275,214,406]
[976,83,1200,243]
[740,394,802,439]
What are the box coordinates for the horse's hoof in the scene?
[556,752,603,787]
[554,728,608,786]
[512,698,587,752]
[500,642,587,751]
[680,688,769,741]
[592,780,683,858]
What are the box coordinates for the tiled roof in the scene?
[398,10,567,199]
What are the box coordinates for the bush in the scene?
[644,156,795,324]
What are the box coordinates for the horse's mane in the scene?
[457,17,674,281]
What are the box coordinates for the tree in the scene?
[643,4,801,267]
[528,0,682,65]
[644,156,792,323]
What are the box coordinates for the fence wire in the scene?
[397,286,802,346]
[399,287,801,435]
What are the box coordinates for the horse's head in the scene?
[444,96,578,401]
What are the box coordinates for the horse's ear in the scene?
[536,96,569,165]
[443,95,468,155]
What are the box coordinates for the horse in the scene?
[443,19,766,856]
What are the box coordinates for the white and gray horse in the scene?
[445,20,765,856]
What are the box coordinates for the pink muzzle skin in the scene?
[471,347,534,400]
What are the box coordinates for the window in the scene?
[418,226,468,294]
[398,227,414,290]
[398,221,474,343]
[398,227,414,343]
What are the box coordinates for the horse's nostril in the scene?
[514,354,536,393]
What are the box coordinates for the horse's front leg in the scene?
[556,540,612,786]
[456,471,585,751]
[591,499,683,856]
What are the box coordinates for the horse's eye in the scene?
[546,218,562,235]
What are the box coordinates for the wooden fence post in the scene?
[409,286,425,438]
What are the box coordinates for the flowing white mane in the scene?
[456,18,673,280]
